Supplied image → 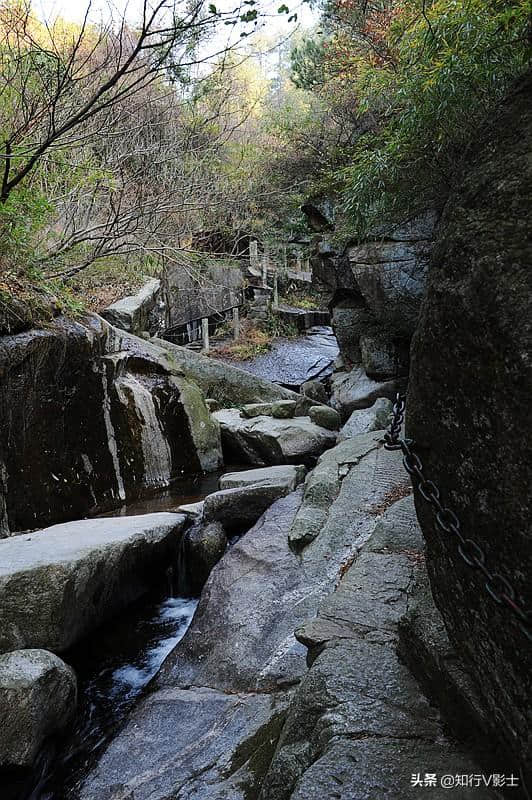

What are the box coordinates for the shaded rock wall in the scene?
[311,212,438,383]
[0,315,221,533]
[407,71,532,780]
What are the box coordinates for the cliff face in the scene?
[407,71,532,777]
[0,315,221,533]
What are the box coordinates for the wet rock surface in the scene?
[0,512,186,653]
[0,649,77,769]
[214,409,337,467]
[234,326,339,388]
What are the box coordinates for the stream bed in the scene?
[8,467,255,800]
[234,325,339,389]
[34,592,198,799]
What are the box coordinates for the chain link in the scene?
[384,393,531,642]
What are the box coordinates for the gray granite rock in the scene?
[330,366,399,420]
[213,409,336,467]
[407,72,532,779]
[0,649,77,768]
[289,431,408,550]
[271,400,297,419]
[80,439,417,799]
[203,483,293,531]
[242,402,274,418]
[308,405,341,431]
[300,379,328,405]
[337,397,393,441]
[185,520,228,594]
[261,496,497,800]
[100,278,161,334]
[152,337,314,412]
[219,465,307,492]
[0,513,186,653]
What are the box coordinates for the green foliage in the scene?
[337,0,531,233]
[290,37,327,89]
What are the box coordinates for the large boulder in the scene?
[100,278,162,335]
[337,397,393,441]
[407,72,532,780]
[203,483,295,531]
[152,336,314,412]
[0,512,186,653]
[213,409,336,467]
[0,649,77,768]
[0,316,221,533]
[330,366,400,419]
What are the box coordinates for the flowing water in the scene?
[6,466,250,800]
[25,593,198,800]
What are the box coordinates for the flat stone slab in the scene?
[176,501,204,519]
[0,513,186,653]
[213,409,336,467]
[219,465,307,491]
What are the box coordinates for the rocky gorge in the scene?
[0,70,530,800]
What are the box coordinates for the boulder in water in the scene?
[0,512,186,653]
[0,649,77,769]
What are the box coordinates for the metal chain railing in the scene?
[384,393,531,642]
